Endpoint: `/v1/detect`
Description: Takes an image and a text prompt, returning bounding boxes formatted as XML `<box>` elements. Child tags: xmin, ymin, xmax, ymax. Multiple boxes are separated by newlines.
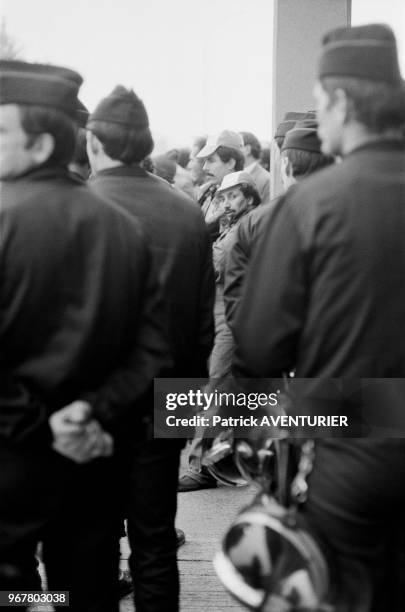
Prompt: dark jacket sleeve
<box><xmin>232</xmin><ymin>197</ymin><xmax>308</xmax><ymax>378</ymax></box>
<box><xmin>206</xmin><ymin>217</ymin><xmax>220</xmax><ymax>243</ymax></box>
<box><xmin>192</xmin><ymin>230</ymin><xmax>216</xmax><ymax>377</ymax></box>
<box><xmin>83</xmin><ymin>248</ymin><xmax>172</xmax><ymax>431</ymax></box>
<box><xmin>223</xmin><ymin>216</ymin><xmax>253</xmax><ymax>330</ymax></box>
<box><xmin>224</xmin><ymin>203</ymin><xmax>277</xmax><ymax>331</ymax></box>
<box><xmin>260</xmin><ymin>176</ymin><xmax>270</xmax><ymax>208</ymax></box>
<box><xmin>0</xmin><ymin>206</ymin><xmax>52</xmax><ymax>446</ymax></box>
<box><xmin>0</xmin><ymin>366</ymin><xmax>52</xmax><ymax>447</ymax></box>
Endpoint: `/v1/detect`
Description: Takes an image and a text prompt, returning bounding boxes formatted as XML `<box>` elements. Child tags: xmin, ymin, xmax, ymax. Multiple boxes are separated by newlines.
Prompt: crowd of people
<box><xmin>0</xmin><ymin>20</ymin><xmax>405</xmax><ymax>612</ymax></box>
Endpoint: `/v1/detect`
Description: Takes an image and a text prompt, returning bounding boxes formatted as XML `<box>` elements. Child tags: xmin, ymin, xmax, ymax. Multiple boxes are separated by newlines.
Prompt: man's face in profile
<box><xmin>0</xmin><ymin>104</ymin><xmax>36</xmax><ymax>180</ymax></box>
<box><xmin>313</xmin><ymin>80</ymin><xmax>344</xmax><ymax>157</ymax></box>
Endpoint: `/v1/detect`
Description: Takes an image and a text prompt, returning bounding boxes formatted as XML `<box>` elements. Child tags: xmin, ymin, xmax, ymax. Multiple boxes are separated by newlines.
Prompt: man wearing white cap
<box><xmin>196</xmin><ymin>130</ymin><xmax>245</xmax><ymax>241</ymax></box>
<box><xmin>211</xmin><ymin>171</ymin><xmax>261</xmax><ymax>379</ymax></box>
<box><xmin>179</xmin><ymin>171</ymin><xmax>261</xmax><ymax>492</ymax></box>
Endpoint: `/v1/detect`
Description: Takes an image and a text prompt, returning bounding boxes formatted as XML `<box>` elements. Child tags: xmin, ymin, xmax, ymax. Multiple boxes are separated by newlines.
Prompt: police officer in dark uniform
<box><xmin>85</xmin><ymin>86</ymin><xmax>215</xmax><ymax>612</ymax></box>
<box><xmin>0</xmin><ymin>61</ymin><xmax>168</xmax><ymax>612</ymax></box>
<box><xmin>233</xmin><ymin>25</ymin><xmax>405</xmax><ymax>611</ymax></box>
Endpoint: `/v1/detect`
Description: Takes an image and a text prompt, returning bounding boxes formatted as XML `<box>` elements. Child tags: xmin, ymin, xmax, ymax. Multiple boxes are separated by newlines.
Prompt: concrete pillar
<box><xmin>270</xmin><ymin>0</ymin><xmax>351</xmax><ymax>198</ymax></box>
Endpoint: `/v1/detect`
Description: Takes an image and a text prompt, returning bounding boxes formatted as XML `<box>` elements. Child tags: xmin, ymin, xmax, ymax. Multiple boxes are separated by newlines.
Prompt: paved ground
<box><xmin>120</xmin><ymin>482</ymin><xmax>255</xmax><ymax>611</ymax></box>
<box><xmin>34</xmin><ymin>453</ymin><xmax>256</xmax><ymax>612</ymax></box>
<box><xmin>120</xmin><ymin>453</ymin><xmax>257</xmax><ymax>612</ymax></box>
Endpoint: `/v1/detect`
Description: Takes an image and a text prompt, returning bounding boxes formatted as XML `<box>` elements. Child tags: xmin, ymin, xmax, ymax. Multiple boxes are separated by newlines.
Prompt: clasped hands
<box><xmin>49</xmin><ymin>400</ymin><xmax>113</xmax><ymax>464</ymax></box>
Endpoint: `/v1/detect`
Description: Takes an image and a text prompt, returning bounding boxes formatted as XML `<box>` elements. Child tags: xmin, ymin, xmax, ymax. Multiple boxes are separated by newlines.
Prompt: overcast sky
<box><xmin>2</xmin><ymin>0</ymin><xmax>404</xmax><ymax>152</ymax></box>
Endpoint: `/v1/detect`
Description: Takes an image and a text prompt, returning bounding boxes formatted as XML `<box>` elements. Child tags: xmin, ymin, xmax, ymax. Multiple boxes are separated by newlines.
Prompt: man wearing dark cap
<box><xmin>233</xmin><ymin>24</ymin><xmax>405</xmax><ymax>610</ymax></box>
<box><xmin>271</xmin><ymin>111</ymin><xmax>307</xmax><ymax>197</ymax></box>
<box><xmin>86</xmin><ymin>85</ymin><xmax>215</xmax><ymax>612</ymax></box>
<box><xmin>0</xmin><ymin>61</ymin><xmax>168</xmax><ymax>611</ymax></box>
<box><xmin>273</xmin><ymin>111</ymin><xmax>307</xmax><ymax>150</ymax></box>
<box><xmin>279</xmin><ymin>118</ymin><xmax>334</xmax><ymax>191</ymax></box>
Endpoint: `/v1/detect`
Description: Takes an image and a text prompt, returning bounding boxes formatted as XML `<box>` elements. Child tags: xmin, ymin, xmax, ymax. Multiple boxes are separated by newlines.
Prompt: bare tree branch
<box><xmin>0</xmin><ymin>18</ymin><xmax>23</xmax><ymax>60</ymax></box>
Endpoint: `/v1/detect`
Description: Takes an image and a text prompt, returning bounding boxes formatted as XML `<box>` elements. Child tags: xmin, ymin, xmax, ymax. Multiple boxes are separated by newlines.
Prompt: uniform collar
<box><xmin>347</xmin><ymin>138</ymin><xmax>405</xmax><ymax>157</ymax></box>
<box><xmin>95</xmin><ymin>164</ymin><xmax>148</xmax><ymax>179</ymax></box>
<box><xmin>12</xmin><ymin>164</ymin><xmax>78</xmax><ymax>183</ymax></box>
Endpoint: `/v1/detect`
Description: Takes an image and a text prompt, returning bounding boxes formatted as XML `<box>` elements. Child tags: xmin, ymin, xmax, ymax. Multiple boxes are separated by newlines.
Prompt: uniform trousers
<box><xmin>0</xmin><ymin>441</ymin><xmax>122</xmax><ymax>612</ymax></box>
<box><xmin>125</xmin><ymin>437</ymin><xmax>183</xmax><ymax>612</ymax></box>
<box><xmin>303</xmin><ymin>439</ymin><xmax>405</xmax><ymax>612</ymax></box>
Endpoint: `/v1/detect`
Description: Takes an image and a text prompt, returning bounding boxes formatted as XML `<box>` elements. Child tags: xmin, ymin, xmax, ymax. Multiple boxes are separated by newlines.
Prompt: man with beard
<box><xmin>196</xmin><ymin>130</ymin><xmax>245</xmax><ymax>241</ymax></box>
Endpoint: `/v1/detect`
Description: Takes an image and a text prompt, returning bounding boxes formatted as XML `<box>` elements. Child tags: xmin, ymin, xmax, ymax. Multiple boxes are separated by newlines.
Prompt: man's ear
<box><xmin>86</xmin><ymin>131</ymin><xmax>102</xmax><ymax>157</ymax></box>
<box><xmin>280</xmin><ymin>154</ymin><xmax>294</xmax><ymax>189</ymax></box>
<box><xmin>30</xmin><ymin>133</ymin><xmax>55</xmax><ymax>165</ymax></box>
<box><xmin>281</xmin><ymin>154</ymin><xmax>292</xmax><ymax>177</ymax></box>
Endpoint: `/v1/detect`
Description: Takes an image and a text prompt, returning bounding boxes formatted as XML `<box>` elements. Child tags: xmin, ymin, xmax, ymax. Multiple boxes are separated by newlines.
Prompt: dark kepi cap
<box><xmin>284</xmin><ymin>112</ymin><xmax>307</xmax><ymax>121</ymax></box>
<box><xmin>281</xmin><ymin>119</ymin><xmax>322</xmax><ymax>154</ymax></box>
<box><xmin>318</xmin><ymin>24</ymin><xmax>402</xmax><ymax>84</ymax></box>
<box><xmin>88</xmin><ymin>85</ymin><xmax>149</xmax><ymax>129</ymax></box>
<box><xmin>0</xmin><ymin>60</ymin><xmax>83</xmax><ymax>118</ymax></box>
<box><xmin>274</xmin><ymin>112</ymin><xmax>307</xmax><ymax>139</ymax></box>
